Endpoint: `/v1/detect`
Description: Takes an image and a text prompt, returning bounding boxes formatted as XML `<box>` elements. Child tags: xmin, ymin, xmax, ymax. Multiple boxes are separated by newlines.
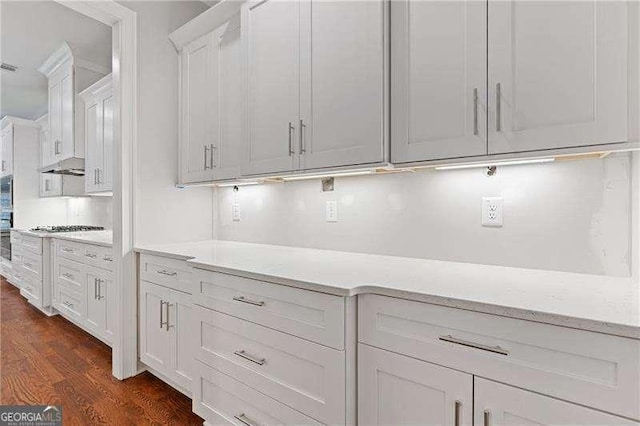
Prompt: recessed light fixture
<box><xmin>434</xmin><ymin>158</ymin><xmax>554</xmax><ymax>171</ymax></box>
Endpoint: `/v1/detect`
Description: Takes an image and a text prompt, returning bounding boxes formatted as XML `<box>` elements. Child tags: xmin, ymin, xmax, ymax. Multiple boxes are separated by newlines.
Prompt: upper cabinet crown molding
<box><xmin>38</xmin><ymin>42</ymin><xmax>110</xmax><ymax>78</ymax></box>
<box><xmin>169</xmin><ymin>0</ymin><xmax>245</xmax><ymax>51</ymax></box>
<box><xmin>0</xmin><ymin>116</ymin><xmax>41</xmax><ymax>130</ymax></box>
<box><xmin>78</xmin><ymin>73</ymin><xmax>113</xmax><ymax>103</ymax></box>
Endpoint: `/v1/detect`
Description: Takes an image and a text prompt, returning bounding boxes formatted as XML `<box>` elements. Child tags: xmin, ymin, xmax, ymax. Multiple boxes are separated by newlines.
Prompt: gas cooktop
<box><xmin>30</xmin><ymin>225</ymin><xmax>106</xmax><ymax>233</ymax></box>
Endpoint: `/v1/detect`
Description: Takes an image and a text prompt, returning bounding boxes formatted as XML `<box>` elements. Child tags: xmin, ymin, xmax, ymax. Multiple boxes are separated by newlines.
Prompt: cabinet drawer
<box><xmin>20</xmin><ymin>234</ymin><xmax>43</xmax><ymax>255</ymax></box>
<box><xmin>10</xmin><ymin>230</ymin><xmax>21</xmax><ymax>244</ymax></box>
<box><xmin>359</xmin><ymin>294</ymin><xmax>640</xmax><ymax>420</ymax></box>
<box><xmin>57</xmin><ymin>240</ymin><xmax>84</xmax><ymax>262</ymax></box>
<box><xmin>194</xmin><ymin>269</ymin><xmax>345</xmax><ymax>349</ymax></box>
<box><xmin>19</xmin><ymin>250</ymin><xmax>42</xmax><ymax>280</ymax></box>
<box><xmin>56</xmin><ymin>257</ymin><xmax>84</xmax><ymax>293</ymax></box>
<box><xmin>193</xmin><ymin>360</ymin><xmax>321</xmax><ymax>426</ymax></box>
<box><xmin>97</xmin><ymin>246</ymin><xmax>114</xmax><ymax>271</ymax></box>
<box><xmin>140</xmin><ymin>254</ymin><xmax>192</xmax><ymax>293</ymax></box>
<box><xmin>57</xmin><ymin>286</ymin><xmax>84</xmax><ymax>322</ymax></box>
<box><xmin>193</xmin><ymin>305</ymin><xmax>345</xmax><ymax>424</ymax></box>
<box><xmin>20</xmin><ymin>274</ymin><xmax>42</xmax><ymax>303</ymax></box>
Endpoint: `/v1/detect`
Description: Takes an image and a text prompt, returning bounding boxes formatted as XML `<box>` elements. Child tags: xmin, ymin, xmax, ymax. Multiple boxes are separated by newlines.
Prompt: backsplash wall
<box><xmin>214</xmin><ymin>153</ymin><xmax>634</xmax><ymax>277</ymax></box>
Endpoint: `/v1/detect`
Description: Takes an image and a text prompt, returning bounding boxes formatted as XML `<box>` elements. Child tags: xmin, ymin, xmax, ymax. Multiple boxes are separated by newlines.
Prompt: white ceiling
<box><xmin>0</xmin><ymin>1</ymin><xmax>112</xmax><ymax>120</ymax></box>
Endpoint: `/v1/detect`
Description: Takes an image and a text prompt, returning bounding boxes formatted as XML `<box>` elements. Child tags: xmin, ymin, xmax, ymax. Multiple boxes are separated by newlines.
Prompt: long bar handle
<box><xmin>165</xmin><ymin>302</ymin><xmax>173</xmax><ymax>331</ymax></box>
<box><xmin>94</xmin><ymin>278</ymin><xmax>98</xmax><ymax>300</ymax></box>
<box><xmin>439</xmin><ymin>335</ymin><xmax>509</xmax><ymax>356</ymax></box>
<box><xmin>288</xmin><ymin>122</ymin><xmax>295</xmax><ymax>155</ymax></box>
<box><xmin>496</xmin><ymin>83</ymin><xmax>502</xmax><ymax>132</ymax></box>
<box><xmin>234</xmin><ymin>413</ymin><xmax>258</xmax><ymax>426</ymax></box>
<box><xmin>234</xmin><ymin>350</ymin><xmax>266</xmax><ymax>366</ymax></box>
<box><xmin>210</xmin><ymin>144</ymin><xmax>216</xmax><ymax>168</ymax></box>
<box><xmin>455</xmin><ymin>400</ymin><xmax>462</xmax><ymax>426</ymax></box>
<box><xmin>473</xmin><ymin>88</ymin><xmax>479</xmax><ymax>136</ymax></box>
<box><xmin>299</xmin><ymin>119</ymin><xmax>306</xmax><ymax>153</ymax></box>
<box><xmin>233</xmin><ymin>296</ymin><xmax>265</xmax><ymax>307</ymax></box>
<box><xmin>159</xmin><ymin>299</ymin><xmax>165</xmax><ymax>329</ymax></box>
<box><xmin>203</xmin><ymin>145</ymin><xmax>210</xmax><ymax>170</ymax></box>
<box><xmin>484</xmin><ymin>410</ymin><xmax>491</xmax><ymax>426</ymax></box>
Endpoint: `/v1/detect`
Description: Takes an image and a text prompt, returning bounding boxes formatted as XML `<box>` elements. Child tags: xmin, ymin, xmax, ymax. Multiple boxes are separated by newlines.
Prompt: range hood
<box><xmin>38</xmin><ymin>157</ymin><xmax>85</xmax><ymax>176</ymax></box>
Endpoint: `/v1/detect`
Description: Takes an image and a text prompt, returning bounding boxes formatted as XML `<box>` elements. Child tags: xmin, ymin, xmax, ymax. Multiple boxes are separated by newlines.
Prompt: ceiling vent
<box><xmin>1</xmin><ymin>63</ymin><xmax>18</xmax><ymax>72</ymax></box>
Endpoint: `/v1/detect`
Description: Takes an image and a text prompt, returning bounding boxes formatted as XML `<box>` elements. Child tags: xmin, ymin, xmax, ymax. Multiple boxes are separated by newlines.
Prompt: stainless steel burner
<box><xmin>30</xmin><ymin>225</ymin><xmax>105</xmax><ymax>233</ymax></box>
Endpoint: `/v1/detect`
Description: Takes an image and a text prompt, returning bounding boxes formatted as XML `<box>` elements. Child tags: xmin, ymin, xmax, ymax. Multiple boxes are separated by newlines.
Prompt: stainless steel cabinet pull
<box><xmin>159</xmin><ymin>299</ymin><xmax>165</xmax><ymax>329</ymax></box>
<box><xmin>299</xmin><ymin>119</ymin><xmax>306</xmax><ymax>153</ymax></box>
<box><xmin>288</xmin><ymin>122</ymin><xmax>295</xmax><ymax>155</ymax></box>
<box><xmin>62</xmin><ymin>272</ymin><xmax>74</xmax><ymax>279</ymax></box>
<box><xmin>232</xmin><ymin>296</ymin><xmax>265</xmax><ymax>307</ymax></box>
<box><xmin>85</xmin><ymin>252</ymin><xmax>97</xmax><ymax>258</ymax></box>
<box><xmin>63</xmin><ymin>301</ymin><xmax>74</xmax><ymax>308</ymax></box>
<box><xmin>496</xmin><ymin>83</ymin><xmax>502</xmax><ymax>132</ymax></box>
<box><xmin>233</xmin><ymin>350</ymin><xmax>265</xmax><ymax>366</ymax></box>
<box><xmin>210</xmin><ymin>144</ymin><xmax>216</xmax><ymax>168</ymax></box>
<box><xmin>97</xmin><ymin>279</ymin><xmax>104</xmax><ymax>300</ymax></box>
<box><xmin>54</xmin><ymin>140</ymin><xmax>61</xmax><ymax>155</ymax></box>
<box><xmin>484</xmin><ymin>410</ymin><xmax>490</xmax><ymax>426</ymax></box>
<box><xmin>165</xmin><ymin>302</ymin><xmax>173</xmax><ymax>331</ymax></box>
<box><xmin>1</xmin><ymin>160</ymin><xmax>5</xmax><ymax>171</ymax></box>
<box><xmin>473</xmin><ymin>88</ymin><xmax>479</xmax><ymax>136</ymax></box>
<box><xmin>438</xmin><ymin>335</ymin><xmax>509</xmax><ymax>356</ymax></box>
<box><xmin>103</xmin><ymin>256</ymin><xmax>113</xmax><ymax>262</ymax></box>
<box><xmin>61</xmin><ymin>247</ymin><xmax>73</xmax><ymax>253</ymax></box>
<box><xmin>157</xmin><ymin>269</ymin><xmax>177</xmax><ymax>277</ymax></box>
<box><xmin>203</xmin><ymin>145</ymin><xmax>210</xmax><ymax>170</ymax></box>
<box><xmin>94</xmin><ymin>278</ymin><xmax>98</xmax><ymax>300</ymax></box>
<box><xmin>455</xmin><ymin>400</ymin><xmax>461</xmax><ymax>426</ymax></box>
<box><xmin>234</xmin><ymin>413</ymin><xmax>258</xmax><ymax>426</ymax></box>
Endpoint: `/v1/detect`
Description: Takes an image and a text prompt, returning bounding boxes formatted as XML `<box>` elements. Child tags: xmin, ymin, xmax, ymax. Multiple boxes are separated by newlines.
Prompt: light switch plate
<box><xmin>326</xmin><ymin>200</ymin><xmax>338</xmax><ymax>222</ymax></box>
<box><xmin>482</xmin><ymin>197</ymin><xmax>503</xmax><ymax>227</ymax></box>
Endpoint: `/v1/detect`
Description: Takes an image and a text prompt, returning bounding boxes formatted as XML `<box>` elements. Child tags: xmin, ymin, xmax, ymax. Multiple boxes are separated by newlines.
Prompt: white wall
<box><xmin>122</xmin><ymin>1</ymin><xmax>214</xmax><ymax>245</ymax></box>
<box><xmin>215</xmin><ymin>154</ymin><xmax>634</xmax><ymax>277</ymax></box>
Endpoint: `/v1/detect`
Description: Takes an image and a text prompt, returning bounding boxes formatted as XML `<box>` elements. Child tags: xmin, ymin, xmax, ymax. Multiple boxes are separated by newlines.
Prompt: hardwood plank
<box><xmin>0</xmin><ymin>277</ymin><xmax>203</xmax><ymax>425</ymax></box>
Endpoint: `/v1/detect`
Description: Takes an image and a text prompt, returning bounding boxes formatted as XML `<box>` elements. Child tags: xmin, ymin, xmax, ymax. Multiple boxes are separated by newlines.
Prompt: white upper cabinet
<box><xmin>391</xmin><ymin>0</ymin><xmax>487</xmax><ymax>163</ymax></box>
<box><xmin>39</xmin><ymin>42</ymin><xmax>109</xmax><ymax>170</ymax></box>
<box><xmin>177</xmin><ymin>15</ymin><xmax>243</xmax><ymax>184</ymax></box>
<box><xmin>488</xmin><ymin>1</ymin><xmax>629</xmax><ymax>154</ymax></box>
<box><xmin>243</xmin><ymin>0</ymin><xmax>300</xmax><ymax>176</ymax></box>
<box><xmin>0</xmin><ymin>125</ymin><xmax>13</xmax><ymax>177</ymax></box>
<box><xmin>79</xmin><ymin>74</ymin><xmax>113</xmax><ymax>193</ymax></box>
<box><xmin>299</xmin><ymin>0</ymin><xmax>386</xmax><ymax>170</ymax></box>
<box><xmin>243</xmin><ymin>0</ymin><xmax>388</xmax><ymax>176</ymax></box>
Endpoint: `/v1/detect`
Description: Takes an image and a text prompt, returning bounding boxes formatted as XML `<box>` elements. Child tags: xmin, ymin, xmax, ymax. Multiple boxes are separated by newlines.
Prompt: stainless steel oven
<box><xmin>1</xmin><ymin>176</ymin><xmax>13</xmax><ymax>261</ymax></box>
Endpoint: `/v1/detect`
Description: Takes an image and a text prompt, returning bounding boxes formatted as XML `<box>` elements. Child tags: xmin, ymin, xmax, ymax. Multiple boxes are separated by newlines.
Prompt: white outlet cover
<box><xmin>232</xmin><ymin>203</ymin><xmax>240</xmax><ymax>222</ymax></box>
<box><xmin>326</xmin><ymin>200</ymin><xmax>338</xmax><ymax>222</ymax></box>
<box><xmin>482</xmin><ymin>197</ymin><xmax>503</xmax><ymax>227</ymax></box>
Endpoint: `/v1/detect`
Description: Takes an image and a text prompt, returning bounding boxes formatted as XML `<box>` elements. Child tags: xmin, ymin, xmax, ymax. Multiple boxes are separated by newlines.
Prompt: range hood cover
<box><xmin>38</xmin><ymin>157</ymin><xmax>85</xmax><ymax>176</ymax></box>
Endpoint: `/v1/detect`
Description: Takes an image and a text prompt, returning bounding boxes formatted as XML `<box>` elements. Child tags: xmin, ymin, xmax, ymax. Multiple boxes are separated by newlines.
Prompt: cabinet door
<box><xmin>488</xmin><ymin>1</ymin><xmax>628</xmax><ymax>154</ymax></box>
<box><xmin>85</xmin><ymin>101</ymin><xmax>102</xmax><ymax>193</ymax></box>
<box><xmin>180</xmin><ymin>33</ymin><xmax>217</xmax><ymax>184</ymax></box>
<box><xmin>214</xmin><ymin>18</ymin><xmax>242</xmax><ymax>181</ymax></box>
<box><xmin>48</xmin><ymin>81</ymin><xmax>62</xmax><ymax>162</ymax></box>
<box><xmin>60</xmin><ymin>70</ymin><xmax>74</xmax><ymax>160</ymax></box>
<box><xmin>168</xmin><ymin>289</ymin><xmax>193</xmax><ymax>391</ymax></box>
<box><xmin>139</xmin><ymin>280</ymin><xmax>172</xmax><ymax>374</ymax></box>
<box><xmin>392</xmin><ymin>0</ymin><xmax>487</xmax><ymax>163</ymax></box>
<box><xmin>1</xmin><ymin>126</ymin><xmax>12</xmax><ymax>177</ymax></box>
<box><xmin>243</xmin><ymin>0</ymin><xmax>299</xmax><ymax>176</ymax></box>
<box><xmin>85</xmin><ymin>269</ymin><xmax>106</xmax><ymax>337</ymax></box>
<box><xmin>359</xmin><ymin>344</ymin><xmax>473</xmax><ymax>426</ymax></box>
<box><xmin>40</xmin><ymin>125</ymin><xmax>53</xmax><ymax>169</ymax></box>
<box><xmin>101</xmin><ymin>95</ymin><xmax>114</xmax><ymax>191</ymax></box>
<box><xmin>299</xmin><ymin>0</ymin><xmax>386</xmax><ymax>170</ymax></box>
<box><xmin>474</xmin><ymin>378</ymin><xmax>637</xmax><ymax>426</ymax></box>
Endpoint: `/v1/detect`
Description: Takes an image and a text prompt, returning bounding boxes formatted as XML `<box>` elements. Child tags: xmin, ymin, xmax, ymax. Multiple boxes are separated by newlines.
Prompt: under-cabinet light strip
<box><xmin>434</xmin><ymin>158</ymin><xmax>555</xmax><ymax>171</ymax></box>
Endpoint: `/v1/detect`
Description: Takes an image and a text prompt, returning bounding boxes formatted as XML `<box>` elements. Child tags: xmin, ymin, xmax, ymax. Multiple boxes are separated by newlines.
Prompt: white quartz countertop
<box><xmin>134</xmin><ymin>240</ymin><xmax>640</xmax><ymax>339</ymax></box>
<box><xmin>15</xmin><ymin>229</ymin><xmax>113</xmax><ymax>247</ymax></box>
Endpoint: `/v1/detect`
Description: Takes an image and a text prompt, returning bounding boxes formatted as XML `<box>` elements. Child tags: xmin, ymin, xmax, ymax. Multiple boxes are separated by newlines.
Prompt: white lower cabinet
<box><xmin>52</xmin><ymin>239</ymin><xmax>115</xmax><ymax>345</ymax></box>
<box><xmin>139</xmin><ymin>279</ymin><xmax>194</xmax><ymax>394</ymax></box>
<box><xmin>359</xmin><ymin>343</ymin><xmax>473</xmax><ymax>426</ymax></box>
<box><xmin>475</xmin><ymin>378</ymin><xmax>637</xmax><ymax>426</ymax></box>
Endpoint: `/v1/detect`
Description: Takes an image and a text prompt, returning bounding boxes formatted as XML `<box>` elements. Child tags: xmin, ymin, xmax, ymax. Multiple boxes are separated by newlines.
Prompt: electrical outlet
<box><xmin>232</xmin><ymin>203</ymin><xmax>240</xmax><ymax>222</ymax></box>
<box><xmin>482</xmin><ymin>197</ymin><xmax>503</xmax><ymax>227</ymax></box>
<box><xmin>326</xmin><ymin>200</ymin><xmax>338</xmax><ymax>222</ymax></box>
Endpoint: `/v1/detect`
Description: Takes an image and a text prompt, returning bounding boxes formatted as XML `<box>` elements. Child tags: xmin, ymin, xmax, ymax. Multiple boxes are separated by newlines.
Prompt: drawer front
<box><xmin>56</xmin><ymin>257</ymin><xmax>84</xmax><ymax>293</ymax></box>
<box><xmin>194</xmin><ymin>305</ymin><xmax>345</xmax><ymax>424</ymax></box>
<box><xmin>57</xmin><ymin>240</ymin><xmax>84</xmax><ymax>263</ymax></box>
<box><xmin>57</xmin><ymin>286</ymin><xmax>84</xmax><ymax>322</ymax></box>
<box><xmin>194</xmin><ymin>269</ymin><xmax>345</xmax><ymax>349</ymax></box>
<box><xmin>140</xmin><ymin>254</ymin><xmax>192</xmax><ymax>293</ymax></box>
<box><xmin>21</xmin><ymin>234</ymin><xmax>43</xmax><ymax>255</ymax></box>
<box><xmin>19</xmin><ymin>251</ymin><xmax>42</xmax><ymax>279</ymax></box>
<box><xmin>193</xmin><ymin>361</ymin><xmax>322</xmax><ymax>426</ymax></box>
<box><xmin>10</xmin><ymin>230</ymin><xmax>22</xmax><ymax>244</ymax></box>
<box><xmin>97</xmin><ymin>246</ymin><xmax>114</xmax><ymax>271</ymax></box>
<box><xmin>12</xmin><ymin>247</ymin><xmax>23</xmax><ymax>268</ymax></box>
<box><xmin>20</xmin><ymin>274</ymin><xmax>42</xmax><ymax>303</ymax></box>
<box><xmin>359</xmin><ymin>294</ymin><xmax>640</xmax><ymax>420</ymax></box>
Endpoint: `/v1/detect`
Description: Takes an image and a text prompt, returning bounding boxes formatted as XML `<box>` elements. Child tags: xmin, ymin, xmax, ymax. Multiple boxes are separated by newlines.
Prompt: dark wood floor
<box><xmin>0</xmin><ymin>277</ymin><xmax>203</xmax><ymax>425</ymax></box>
